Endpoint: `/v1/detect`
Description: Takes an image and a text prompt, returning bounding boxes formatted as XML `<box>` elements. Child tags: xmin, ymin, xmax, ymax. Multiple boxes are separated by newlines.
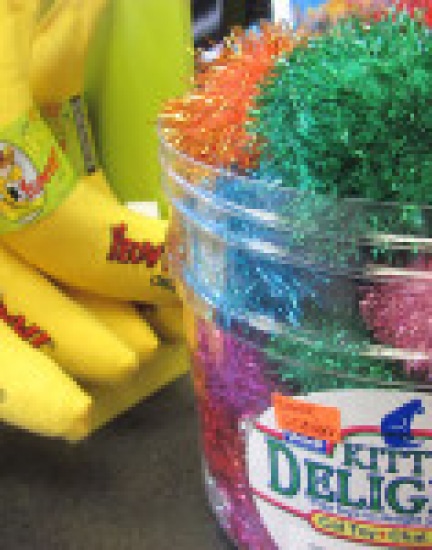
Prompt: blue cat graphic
<box><xmin>381</xmin><ymin>399</ymin><xmax>425</xmax><ymax>449</ymax></box>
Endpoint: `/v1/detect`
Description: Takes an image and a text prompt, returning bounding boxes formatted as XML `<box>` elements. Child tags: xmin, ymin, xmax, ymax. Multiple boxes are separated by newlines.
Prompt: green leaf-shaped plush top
<box><xmin>252</xmin><ymin>12</ymin><xmax>432</xmax><ymax>204</ymax></box>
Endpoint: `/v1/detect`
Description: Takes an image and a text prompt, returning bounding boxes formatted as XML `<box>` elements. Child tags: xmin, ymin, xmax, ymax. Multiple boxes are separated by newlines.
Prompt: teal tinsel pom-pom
<box><xmin>251</xmin><ymin>12</ymin><xmax>432</xmax><ymax>205</ymax></box>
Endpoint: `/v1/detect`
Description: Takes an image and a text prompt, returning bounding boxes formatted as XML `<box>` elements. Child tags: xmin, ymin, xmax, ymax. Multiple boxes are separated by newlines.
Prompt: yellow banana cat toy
<box><xmin>0</xmin><ymin>0</ymin><xmax>179</xmax><ymax>305</ymax></box>
<box><xmin>0</xmin><ymin>0</ymin><xmax>91</xmax><ymax>440</ymax></box>
<box><xmin>0</xmin><ymin>245</ymin><xmax>142</xmax><ymax>383</ymax></box>
<box><xmin>31</xmin><ymin>0</ymin><xmax>182</xmax><ymax>352</ymax></box>
<box><xmin>0</xmin><ymin>320</ymin><xmax>92</xmax><ymax>440</ymax></box>
<box><xmin>65</xmin><ymin>287</ymin><xmax>159</xmax><ymax>364</ymax></box>
<box><xmin>2</xmin><ymin>181</ymin><xmax>178</xmax><ymax>303</ymax></box>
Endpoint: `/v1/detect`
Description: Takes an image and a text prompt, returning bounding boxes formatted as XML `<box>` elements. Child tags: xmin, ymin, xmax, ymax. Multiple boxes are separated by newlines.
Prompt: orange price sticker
<box><xmin>272</xmin><ymin>393</ymin><xmax>342</xmax><ymax>444</ymax></box>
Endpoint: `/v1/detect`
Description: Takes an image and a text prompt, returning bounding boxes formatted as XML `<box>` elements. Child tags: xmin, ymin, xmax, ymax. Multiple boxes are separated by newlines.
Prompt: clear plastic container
<box><xmin>160</xmin><ymin>130</ymin><xmax>432</xmax><ymax>549</ymax></box>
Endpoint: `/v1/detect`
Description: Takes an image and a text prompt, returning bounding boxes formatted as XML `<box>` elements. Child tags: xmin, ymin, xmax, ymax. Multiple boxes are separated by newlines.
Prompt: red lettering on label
<box><xmin>31</xmin><ymin>332</ymin><xmax>53</xmax><ymax>349</ymax></box>
<box><xmin>0</xmin><ymin>298</ymin><xmax>53</xmax><ymax>348</ymax></box>
<box><xmin>107</xmin><ymin>223</ymin><xmax>165</xmax><ymax>268</ymax></box>
<box><xmin>0</xmin><ymin>302</ymin><xmax>9</xmax><ymax>323</ymax></box>
<box><xmin>107</xmin><ymin>223</ymin><xmax>129</xmax><ymax>263</ymax></box>
<box><xmin>142</xmin><ymin>242</ymin><xmax>165</xmax><ymax>268</ymax></box>
<box><xmin>129</xmin><ymin>242</ymin><xmax>144</xmax><ymax>264</ymax></box>
<box><xmin>20</xmin><ymin>325</ymin><xmax>43</xmax><ymax>339</ymax></box>
<box><xmin>8</xmin><ymin>314</ymin><xmax>28</xmax><ymax>338</ymax></box>
<box><xmin>21</xmin><ymin>147</ymin><xmax>59</xmax><ymax>199</ymax></box>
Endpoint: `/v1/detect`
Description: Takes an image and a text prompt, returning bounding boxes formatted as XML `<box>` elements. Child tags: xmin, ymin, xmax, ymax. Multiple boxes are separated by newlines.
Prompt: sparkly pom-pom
<box><xmin>360</xmin><ymin>256</ymin><xmax>432</xmax><ymax>381</ymax></box>
<box><xmin>195</xmin><ymin>319</ymin><xmax>277</xmax><ymax>417</ymax></box>
<box><xmin>251</xmin><ymin>12</ymin><xmax>432</xmax><ymax>206</ymax></box>
<box><xmin>161</xmin><ymin>24</ymin><xmax>295</xmax><ymax>172</ymax></box>
<box><xmin>198</xmin><ymin>394</ymin><xmax>277</xmax><ymax>549</ymax></box>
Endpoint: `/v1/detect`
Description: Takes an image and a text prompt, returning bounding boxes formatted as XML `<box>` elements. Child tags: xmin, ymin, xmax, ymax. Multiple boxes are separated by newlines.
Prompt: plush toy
<box><xmin>1</xmin><ymin>0</ymin><xmax>180</xmax><ymax>305</ymax></box>
<box><xmin>0</xmin><ymin>0</ymin><xmax>187</xmax><ymax>441</ymax></box>
<box><xmin>30</xmin><ymin>0</ymin><xmax>186</xmax><ymax>344</ymax></box>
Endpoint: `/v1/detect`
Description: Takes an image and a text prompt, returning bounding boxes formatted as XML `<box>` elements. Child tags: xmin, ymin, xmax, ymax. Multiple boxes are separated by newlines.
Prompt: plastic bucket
<box><xmin>160</xmin><ymin>126</ymin><xmax>432</xmax><ymax>549</ymax></box>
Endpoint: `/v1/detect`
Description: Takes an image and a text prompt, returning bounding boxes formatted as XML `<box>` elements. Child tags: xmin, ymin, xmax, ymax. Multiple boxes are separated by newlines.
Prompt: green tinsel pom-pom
<box><xmin>252</xmin><ymin>12</ymin><xmax>432</xmax><ymax>205</ymax></box>
<box><xmin>267</xmin><ymin>335</ymin><xmax>410</xmax><ymax>394</ymax></box>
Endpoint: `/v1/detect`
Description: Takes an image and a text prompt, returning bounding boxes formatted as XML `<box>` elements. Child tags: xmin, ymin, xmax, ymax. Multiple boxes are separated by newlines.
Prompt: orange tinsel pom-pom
<box><xmin>161</xmin><ymin>24</ymin><xmax>296</xmax><ymax>173</ymax></box>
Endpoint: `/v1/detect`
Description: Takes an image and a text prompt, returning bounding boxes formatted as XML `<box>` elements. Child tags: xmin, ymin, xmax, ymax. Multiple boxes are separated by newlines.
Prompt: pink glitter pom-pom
<box><xmin>360</xmin><ymin>256</ymin><xmax>432</xmax><ymax>380</ymax></box>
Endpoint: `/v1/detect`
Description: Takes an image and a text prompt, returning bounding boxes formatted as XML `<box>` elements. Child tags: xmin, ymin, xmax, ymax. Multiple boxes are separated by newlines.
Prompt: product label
<box><xmin>246</xmin><ymin>390</ymin><xmax>432</xmax><ymax>548</ymax></box>
<box><xmin>273</xmin><ymin>392</ymin><xmax>341</xmax><ymax>444</ymax></box>
<box><xmin>106</xmin><ymin>223</ymin><xmax>166</xmax><ymax>267</ymax></box>
<box><xmin>0</xmin><ymin>110</ymin><xmax>75</xmax><ymax>234</ymax></box>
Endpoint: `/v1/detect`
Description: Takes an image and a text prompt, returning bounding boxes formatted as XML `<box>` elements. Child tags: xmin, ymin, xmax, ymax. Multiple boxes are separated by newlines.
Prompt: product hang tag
<box><xmin>69</xmin><ymin>96</ymin><xmax>98</xmax><ymax>175</ymax></box>
<box><xmin>40</xmin><ymin>95</ymin><xmax>99</xmax><ymax>178</ymax></box>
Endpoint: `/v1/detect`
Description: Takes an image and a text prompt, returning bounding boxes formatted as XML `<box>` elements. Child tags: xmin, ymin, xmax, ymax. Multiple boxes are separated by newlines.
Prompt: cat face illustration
<box><xmin>0</xmin><ymin>143</ymin><xmax>46</xmax><ymax>223</ymax></box>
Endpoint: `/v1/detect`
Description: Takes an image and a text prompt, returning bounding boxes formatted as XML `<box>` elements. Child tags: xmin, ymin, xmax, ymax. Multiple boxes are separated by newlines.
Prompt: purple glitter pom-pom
<box><xmin>191</xmin><ymin>319</ymin><xmax>281</xmax><ymax>548</ymax></box>
<box><xmin>195</xmin><ymin>319</ymin><xmax>277</xmax><ymax>416</ymax></box>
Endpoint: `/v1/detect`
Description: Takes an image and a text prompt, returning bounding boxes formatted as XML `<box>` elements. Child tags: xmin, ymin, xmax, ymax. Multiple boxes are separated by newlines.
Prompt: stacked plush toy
<box><xmin>0</xmin><ymin>0</ymin><xmax>185</xmax><ymax>441</ymax></box>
